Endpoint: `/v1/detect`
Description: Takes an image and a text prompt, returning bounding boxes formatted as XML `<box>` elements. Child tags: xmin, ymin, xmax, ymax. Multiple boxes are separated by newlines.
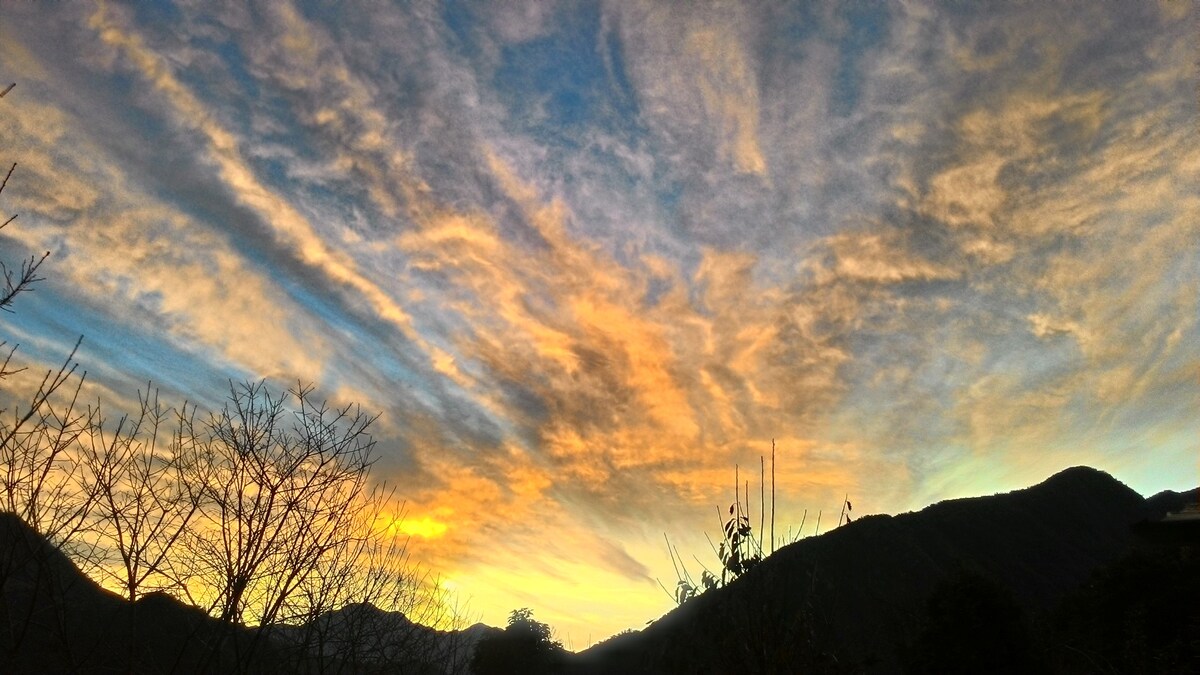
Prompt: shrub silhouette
<box><xmin>665</xmin><ymin>445</ymin><xmax>832</xmax><ymax>606</ymax></box>
<box><xmin>719</xmin><ymin>502</ymin><xmax>762</xmax><ymax>583</ymax></box>
<box><xmin>904</xmin><ymin>569</ymin><xmax>1042</xmax><ymax>674</ymax></box>
<box><xmin>471</xmin><ymin>607</ymin><xmax>565</xmax><ymax>675</ymax></box>
<box><xmin>1049</xmin><ymin>546</ymin><xmax>1200</xmax><ymax>674</ymax></box>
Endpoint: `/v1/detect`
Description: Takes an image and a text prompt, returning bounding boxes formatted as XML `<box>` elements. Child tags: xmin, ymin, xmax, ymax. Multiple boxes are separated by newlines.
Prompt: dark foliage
<box><xmin>1047</xmin><ymin>546</ymin><xmax>1200</xmax><ymax>674</ymax></box>
<box><xmin>903</xmin><ymin>569</ymin><xmax>1043</xmax><ymax>674</ymax></box>
<box><xmin>719</xmin><ymin>506</ymin><xmax>762</xmax><ymax>583</ymax></box>
<box><xmin>472</xmin><ymin>608</ymin><xmax>567</xmax><ymax>675</ymax></box>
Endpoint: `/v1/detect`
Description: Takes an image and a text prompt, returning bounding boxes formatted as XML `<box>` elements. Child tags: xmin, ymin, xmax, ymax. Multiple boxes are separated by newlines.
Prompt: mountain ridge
<box><xmin>573</xmin><ymin>465</ymin><xmax>1190</xmax><ymax>674</ymax></box>
<box><xmin>1</xmin><ymin>465</ymin><xmax>1195</xmax><ymax>673</ymax></box>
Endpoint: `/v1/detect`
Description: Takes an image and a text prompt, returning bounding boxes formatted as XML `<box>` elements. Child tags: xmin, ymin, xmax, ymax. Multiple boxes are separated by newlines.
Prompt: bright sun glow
<box><xmin>397</xmin><ymin>515</ymin><xmax>449</xmax><ymax>540</ymax></box>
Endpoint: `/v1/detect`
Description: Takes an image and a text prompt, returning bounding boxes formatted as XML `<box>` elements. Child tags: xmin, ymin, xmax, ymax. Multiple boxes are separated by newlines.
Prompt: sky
<box><xmin>1</xmin><ymin>0</ymin><xmax>1198</xmax><ymax>646</ymax></box>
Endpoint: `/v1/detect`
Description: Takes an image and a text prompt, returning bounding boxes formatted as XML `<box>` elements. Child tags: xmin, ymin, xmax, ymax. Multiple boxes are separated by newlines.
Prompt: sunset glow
<box><xmin>1</xmin><ymin>0</ymin><xmax>1197</xmax><ymax>645</ymax></box>
<box><xmin>399</xmin><ymin>515</ymin><xmax>451</xmax><ymax>540</ymax></box>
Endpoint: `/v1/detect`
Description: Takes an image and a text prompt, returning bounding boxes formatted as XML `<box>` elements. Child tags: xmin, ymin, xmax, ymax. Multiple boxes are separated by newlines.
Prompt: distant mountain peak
<box><xmin>1042</xmin><ymin>464</ymin><xmax>1118</xmax><ymax>484</ymax></box>
<box><xmin>1024</xmin><ymin>465</ymin><xmax>1140</xmax><ymax>503</ymax></box>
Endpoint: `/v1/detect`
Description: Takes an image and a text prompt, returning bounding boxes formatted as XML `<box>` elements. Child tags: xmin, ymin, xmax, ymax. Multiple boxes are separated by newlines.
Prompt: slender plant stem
<box><xmin>759</xmin><ymin>456</ymin><xmax>765</xmax><ymax>556</ymax></box>
<box><xmin>770</xmin><ymin>439</ymin><xmax>776</xmax><ymax>554</ymax></box>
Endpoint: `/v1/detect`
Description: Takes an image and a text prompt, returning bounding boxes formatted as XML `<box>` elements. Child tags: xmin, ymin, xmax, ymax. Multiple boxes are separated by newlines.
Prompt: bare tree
<box><xmin>277</xmin><ymin>491</ymin><xmax>473</xmax><ymax>674</ymax></box>
<box><xmin>174</xmin><ymin>381</ymin><xmax>380</xmax><ymax>669</ymax></box>
<box><xmin>78</xmin><ymin>389</ymin><xmax>204</xmax><ymax>602</ymax></box>
<box><xmin>0</xmin><ymin>162</ymin><xmax>50</xmax><ymax>319</ymax></box>
<box><xmin>0</xmin><ymin>86</ymin><xmax>92</xmax><ymax>549</ymax></box>
<box><xmin>0</xmin><ymin>84</ymin><xmax>51</xmax><ymax>354</ymax></box>
<box><xmin>2</xmin><ymin>86</ymin><xmax>460</xmax><ymax>670</ymax></box>
<box><xmin>0</xmin><ymin>343</ymin><xmax>94</xmax><ymax>548</ymax></box>
<box><xmin>0</xmin><ymin>84</ymin><xmax>96</xmax><ymax>668</ymax></box>
<box><xmin>0</xmin><ymin>84</ymin><xmax>49</xmax><ymax>324</ymax></box>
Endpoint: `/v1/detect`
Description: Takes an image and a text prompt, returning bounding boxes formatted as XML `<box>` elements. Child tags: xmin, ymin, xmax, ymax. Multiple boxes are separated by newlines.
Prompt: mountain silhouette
<box><xmin>270</xmin><ymin>601</ymin><xmax>500</xmax><ymax>674</ymax></box>
<box><xmin>574</xmin><ymin>466</ymin><xmax>1198</xmax><ymax>674</ymax></box>
<box><xmin>0</xmin><ymin>510</ymin><xmax>495</xmax><ymax>673</ymax></box>
<box><xmin>0</xmin><ymin>512</ymin><xmax>286</xmax><ymax>673</ymax></box>
<box><xmin>2</xmin><ymin>466</ymin><xmax>1196</xmax><ymax>673</ymax></box>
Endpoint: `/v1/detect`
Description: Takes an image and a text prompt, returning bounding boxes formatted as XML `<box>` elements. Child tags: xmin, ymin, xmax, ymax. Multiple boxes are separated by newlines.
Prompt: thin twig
<box><xmin>0</xmin><ymin>163</ymin><xmax>16</xmax><ymax>198</ymax></box>
<box><xmin>771</xmin><ymin>438</ymin><xmax>776</xmax><ymax>554</ymax></box>
<box><xmin>759</xmin><ymin>455</ymin><xmax>765</xmax><ymax>557</ymax></box>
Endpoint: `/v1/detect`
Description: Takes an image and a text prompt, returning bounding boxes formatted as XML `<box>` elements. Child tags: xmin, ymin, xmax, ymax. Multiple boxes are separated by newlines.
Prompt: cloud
<box><xmin>0</xmin><ymin>71</ymin><xmax>325</xmax><ymax>386</ymax></box>
<box><xmin>609</xmin><ymin>1</ymin><xmax>766</xmax><ymax>177</ymax></box>
<box><xmin>814</xmin><ymin>230</ymin><xmax>959</xmax><ymax>284</ymax></box>
<box><xmin>482</xmin><ymin>0</ymin><xmax>561</xmax><ymax>45</ymax></box>
<box><xmin>683</xmin><ymin>26</ymin><xmax>767</xmax><ymax>176</ymax></box>
<box><xmin>86</xmin><ymin>2</ymin><xmax>427</xmax><ymax>354</ymax></box>
<box><xmin>1027</xmin><ymin>313</ymin><xmax>1082</xmax><ymax>341</ymax></box>
<box><xmin>384</xmin><ymin>148</ymin><xmax>885</xmax><ymax>574</ymax></box>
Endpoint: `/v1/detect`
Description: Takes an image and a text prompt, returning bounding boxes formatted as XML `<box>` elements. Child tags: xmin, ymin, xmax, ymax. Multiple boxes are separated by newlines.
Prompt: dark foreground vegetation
<box><xmin>1</xmin><ymin>460</ymin><xmax>1196</xmax><ymax>674</ymax></box>
<box><xmin>570</xmin><ymin>467</ymin><xmax>1200</xmax><ymax>674</ymax></box>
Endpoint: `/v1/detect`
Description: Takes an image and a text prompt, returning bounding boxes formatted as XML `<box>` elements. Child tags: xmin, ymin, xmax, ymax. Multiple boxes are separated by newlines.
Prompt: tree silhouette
<box><xmin>0</xmin><ymin>84</ymin><xmax>97</xmax><ymax>668</ymax></box>
<box><xmin>471</xmin><ymin>607</ymin><xmax>565</xmax><ymax>675</ymax></box>
<box><xmin>0</xmin><ymin>80</ymin><xmax>464</xmax><ymax>674</ymax></box>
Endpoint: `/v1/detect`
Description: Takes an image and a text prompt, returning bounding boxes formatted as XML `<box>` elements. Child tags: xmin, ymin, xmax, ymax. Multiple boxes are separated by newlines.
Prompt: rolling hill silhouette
<box><xmin>573</xmin><ymin>466</ymin><xmax>1199</xmax><ymax>674</ymax></box>
<box><xmin>0</xmin><ymin>510</ymin><xmax>494</xmax><ymax>673</ymax></box>
<box><xmin>0</xmin><ymin>512</ymin><xmax>288</xmax><ymax>673</ymax></box>
<box><xmin>1</xmin><ymin>466</ymin><xmax>1196</xmax><ymax>673</ymax></box>
<box><xmin>270</xmin><ymin>601</ymin><xmax>500</xmax><ymax>674</ymax></box>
